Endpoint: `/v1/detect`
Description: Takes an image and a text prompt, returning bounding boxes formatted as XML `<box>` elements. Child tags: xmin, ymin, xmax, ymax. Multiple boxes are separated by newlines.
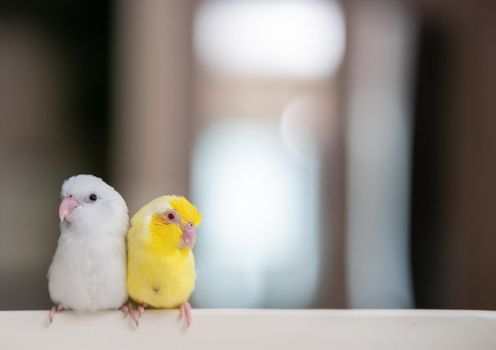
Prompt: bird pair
<box><xmin>47</xmin><ymin>174</ymin><xmax>201</xmax><ymax>327</ymax></box>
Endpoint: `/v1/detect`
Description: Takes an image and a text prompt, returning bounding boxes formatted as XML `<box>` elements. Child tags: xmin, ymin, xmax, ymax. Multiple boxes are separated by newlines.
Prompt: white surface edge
<box><xmin>1</xmin><ymin>309</ymin><xmax>495</xmax><ymax>350</ymax></box>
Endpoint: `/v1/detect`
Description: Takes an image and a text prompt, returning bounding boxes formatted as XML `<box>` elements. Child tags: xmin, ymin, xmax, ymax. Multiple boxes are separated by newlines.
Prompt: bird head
<box><xmin>59</xmin><ymin>174</ymin><xmax>128</xmax><ymax>236</ymax></box>
<box><xmin>142</xmin><ymin>196</ymin><xmax>202</xmax><ymax>250</ymax></box>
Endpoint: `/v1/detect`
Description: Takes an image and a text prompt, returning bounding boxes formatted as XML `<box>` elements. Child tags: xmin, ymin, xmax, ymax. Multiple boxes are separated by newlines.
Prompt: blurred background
<box><xmin>0</xmin><ymin>0</ymin><xmax>495</xmax><ymax>310</ymax></box>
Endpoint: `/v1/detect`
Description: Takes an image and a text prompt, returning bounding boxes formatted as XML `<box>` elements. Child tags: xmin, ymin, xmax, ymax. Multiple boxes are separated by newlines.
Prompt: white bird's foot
<box><xmin>179</xmin><ymin>302</ymin><xmax>192</xmax><ymax>327</ymax></box>
<box><xmin>49</xmin><ymin>304</ymin><xmax>63</xmax><ymax>323</ymax></box>
<box><xmin>130</xmin><ymin>303</ymin><xmax>147</xmax><ymax>326</ymax></box>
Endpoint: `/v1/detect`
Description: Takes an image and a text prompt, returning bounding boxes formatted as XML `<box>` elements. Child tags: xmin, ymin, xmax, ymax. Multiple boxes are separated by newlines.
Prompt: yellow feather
<box><xmin>126</xmin><ymin>196</ymin><xmax>201</xmax><ymax>308</ymax></box>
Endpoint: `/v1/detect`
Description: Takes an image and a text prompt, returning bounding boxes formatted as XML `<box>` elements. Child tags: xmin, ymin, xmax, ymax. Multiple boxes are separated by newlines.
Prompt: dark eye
<box><xmin>165</xmin><ymin>210</ymin><xmax>179</xmax><ymax>223</ymax></box>
<box><xmin>89</xmin><ymin>193</ymin><xmax>98</xmax><ymax>202</ymax></box>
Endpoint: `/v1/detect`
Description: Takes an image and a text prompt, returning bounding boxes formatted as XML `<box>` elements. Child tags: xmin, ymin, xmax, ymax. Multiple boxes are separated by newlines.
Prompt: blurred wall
<box><xmin>435</xmin><ymin>0</ymin><xmax>496</xmax><ymax>309</ymax></box>
<box><xmin>344</xmin><ymin>0</ymin><xmax>416</xmax><ymax>308</ymax></box>
<box><xmin>0</xmin><ymin>0</ymin><xmax>495</xmax><ymax>311</ymax></box>
<box><xmin>0</xmin><ymin>22</ymin><xmax>67</xmax><ymax>309</ymax></box>
<box><xmin>112</xmin><ymin>0</ymin><xmax>194</xmax><ymax>214</ymax></box>
<box><xmin>0</xmin><ymin>1</ymin><xmax>113</xmax><ymax>309</ymax></box>
<box><xmin>406</xmin><ymin>0</ymin><xmax>496</xmax><ymax>309</ymax></box>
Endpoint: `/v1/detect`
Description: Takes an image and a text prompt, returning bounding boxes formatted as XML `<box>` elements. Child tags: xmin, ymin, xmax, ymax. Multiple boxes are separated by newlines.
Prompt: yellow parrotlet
<box><xmin>126</xmin><ymin>195</ymin><xmax>201</xmax><ymax>326</ymax></box>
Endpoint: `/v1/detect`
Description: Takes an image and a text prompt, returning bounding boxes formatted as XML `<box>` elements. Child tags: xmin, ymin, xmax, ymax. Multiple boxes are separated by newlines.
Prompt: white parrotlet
<box><xmin>47</xmin><ymin>175</ymin><xmax>129</xmax><ymax>321</ymax></box>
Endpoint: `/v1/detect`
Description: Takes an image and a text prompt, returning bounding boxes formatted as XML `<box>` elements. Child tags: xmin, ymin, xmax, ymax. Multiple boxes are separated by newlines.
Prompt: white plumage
<box><xmin>48</xmin><ymin>175</ymin><xmax>129</xmax><ymax>311</ymax></box>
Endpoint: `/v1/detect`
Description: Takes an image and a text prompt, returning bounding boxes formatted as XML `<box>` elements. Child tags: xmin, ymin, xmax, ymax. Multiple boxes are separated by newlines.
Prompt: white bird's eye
<box><xmin>89</xmin><ymin>193</ymin><xmax>98</xmax><ymax>202</ymax></box>
<box><xmin>164</xmin><ymin>210</ymin><xmax>180</xmax><ymax>224</ymax></box>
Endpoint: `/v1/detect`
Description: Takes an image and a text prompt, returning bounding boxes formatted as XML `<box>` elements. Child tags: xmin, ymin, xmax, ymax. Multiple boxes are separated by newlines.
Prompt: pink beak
<box><xmin>180</xmin><ymin>223</ymin><xmax>197</xmax><ymax>248</ymax></box>
<box><xmin>59</xmin><ymin>196</ymin><xmax>79</xmax><ymax>222</ymax></box>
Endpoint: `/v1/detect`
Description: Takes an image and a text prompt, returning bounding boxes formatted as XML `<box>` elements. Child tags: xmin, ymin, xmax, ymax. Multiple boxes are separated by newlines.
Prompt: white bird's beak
<box><xmin>59</xmin><ymin>196</ymin><xmax>79</xmax><ymax>222</ymax></box>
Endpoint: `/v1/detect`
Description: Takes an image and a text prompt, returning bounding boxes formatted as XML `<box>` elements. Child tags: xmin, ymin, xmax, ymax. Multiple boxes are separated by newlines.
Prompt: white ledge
<box><xmin>1</xmin><ymin>309</ymin><xmax>495</xmax><ymax>349</ymax></box>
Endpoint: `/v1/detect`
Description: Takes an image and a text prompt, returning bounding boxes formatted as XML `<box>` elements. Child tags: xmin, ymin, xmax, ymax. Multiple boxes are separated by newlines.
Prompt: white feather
<box><xmin>47</xmin><ymin>174</ymin><xmax>129</xmax><ymax>311</ymax></box>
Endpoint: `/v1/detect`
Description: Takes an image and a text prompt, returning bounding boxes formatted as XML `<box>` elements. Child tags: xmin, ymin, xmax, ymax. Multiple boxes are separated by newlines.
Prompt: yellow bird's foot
<box><xmin>179</xmin><ymin>302</ymin><xmax>192</xmax><ymax>327</ymax></box>
<box><xmin>130</xmin><ymin>303</ymin><xmax>147</xmax><ymax>326</ymax></box>
<box><xmin>120</xmin><ymin>303</ymin><xmax>132</xmax><ymax>319</ymax></box>
<box><xmin>49</xmin><ymin>304</ymin><xmax>63</xmax><ymax>323</ymax></box>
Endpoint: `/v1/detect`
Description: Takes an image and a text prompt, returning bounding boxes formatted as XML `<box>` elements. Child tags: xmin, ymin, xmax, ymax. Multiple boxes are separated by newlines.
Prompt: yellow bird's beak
<box><xmin>179</xmin><ymin>222</ymin><xmax>196</xmax><ymax>249</ymax></box>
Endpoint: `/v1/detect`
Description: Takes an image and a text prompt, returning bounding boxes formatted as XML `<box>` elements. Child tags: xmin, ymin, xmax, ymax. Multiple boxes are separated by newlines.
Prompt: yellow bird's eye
<box><xmin>164</xmin><ymin>209</ymin><xmax>180</xmax><ymax>224</ymax></box>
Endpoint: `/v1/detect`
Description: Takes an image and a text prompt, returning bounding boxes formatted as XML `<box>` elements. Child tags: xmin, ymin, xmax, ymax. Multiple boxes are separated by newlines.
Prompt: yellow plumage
<box><xmin>126</xmin><ymin>195</ymin><xmax>201</xmax><ymax>309</ymax></box>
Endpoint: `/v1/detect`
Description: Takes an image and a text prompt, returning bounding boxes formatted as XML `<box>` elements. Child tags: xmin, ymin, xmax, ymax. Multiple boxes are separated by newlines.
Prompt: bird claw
<box><xmin>129</xmin><ymin>303</ymin><xmax>146</xmax><ymax>327</ymax></box>
<box><xmin>130</xmin><ymin>310</ymin><xmax>140</xmax><ymax>326</ymax></box>
<box><xmin>49</xmin><ymin>304</ymin><xmax>63</xmax><ymax>323</ymax></box>
<box><xmin>179</xmin><ymin>302</ymin><xmax>192</xmax><ymax>327</ymax></box>
<box><xmin>121</xmin><ymin>303</ymin><xmax>132</xmax><ymax>319</ymax></box>
<box><xmin>126</xmin><ymin>302</ymin><xmax>192</xmax><ymax>328</ymax></box>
